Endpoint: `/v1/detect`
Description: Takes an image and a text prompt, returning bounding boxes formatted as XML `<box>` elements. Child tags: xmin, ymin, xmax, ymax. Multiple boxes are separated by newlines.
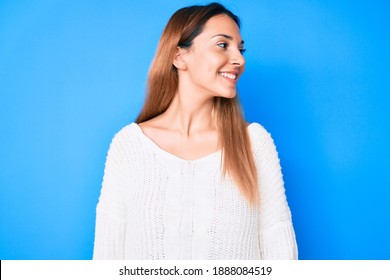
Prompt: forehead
<box><xmin>200</xmin><ymin>14</ymin><xmax>242</xmax><ymax>41</ymax></box>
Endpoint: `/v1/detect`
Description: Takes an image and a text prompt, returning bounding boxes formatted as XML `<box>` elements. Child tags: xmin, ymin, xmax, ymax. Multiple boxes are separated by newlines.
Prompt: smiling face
<box><xmin>177</xmin><ymin>14</ymin><xmax>246</xmax><ymax>99</ymax></box>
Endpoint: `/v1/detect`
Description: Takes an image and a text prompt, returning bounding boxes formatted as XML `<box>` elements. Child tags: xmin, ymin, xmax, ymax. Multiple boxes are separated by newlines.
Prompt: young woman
<box><xmin>93</xmin><ymin>2</ymin><xmax>298</xmax><ymax>260</ymax></box>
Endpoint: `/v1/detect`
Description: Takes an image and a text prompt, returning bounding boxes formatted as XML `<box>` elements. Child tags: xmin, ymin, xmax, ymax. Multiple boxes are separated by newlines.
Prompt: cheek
<box><xmin>187</xmin><ymin>50</ymin><xmax>227</xmax><ymax>80</ymax></box>
<box><xmin>199</xmin><ymin>52</ymin><xmax>225</xmax><ymax>74</ymax></box>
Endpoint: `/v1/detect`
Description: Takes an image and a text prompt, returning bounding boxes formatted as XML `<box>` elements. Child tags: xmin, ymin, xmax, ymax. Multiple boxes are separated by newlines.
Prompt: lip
<box><xmin>219</xmin><ymin>70</ymin><xmax>240</xmax><ymax>75</ymax></box>
<box><xmin>219</xmin><ymin>71</ymin><xmax>240</xmax><ymax>84</ymax></box>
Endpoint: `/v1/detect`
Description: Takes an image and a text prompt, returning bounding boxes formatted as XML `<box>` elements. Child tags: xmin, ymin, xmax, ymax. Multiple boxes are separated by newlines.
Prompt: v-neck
<box><xmin>131</xmin><ymin>123</ymin><xmax>222</xmax><ymax>164</ymax></box>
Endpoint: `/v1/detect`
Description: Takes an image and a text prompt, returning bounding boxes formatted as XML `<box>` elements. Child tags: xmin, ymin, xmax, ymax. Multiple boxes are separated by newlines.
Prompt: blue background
<box><xmin>1</xmin><ymin>0</ymin><xmax>389</xmax><ymax>260</ymax></box>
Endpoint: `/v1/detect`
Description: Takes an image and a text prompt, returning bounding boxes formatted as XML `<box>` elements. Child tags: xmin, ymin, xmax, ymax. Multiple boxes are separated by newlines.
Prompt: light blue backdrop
<box><xmin>1</xmin><ymin>0</ymin><xmax>389</xmax><ymax>260</ymax></box>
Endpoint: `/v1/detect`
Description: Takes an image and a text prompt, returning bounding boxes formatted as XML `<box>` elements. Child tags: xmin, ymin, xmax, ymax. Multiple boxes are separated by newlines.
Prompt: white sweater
<box><xmin>93</xmin><ymin>122</ymin><xmax>298</xmax><ymax>260</ymax></box>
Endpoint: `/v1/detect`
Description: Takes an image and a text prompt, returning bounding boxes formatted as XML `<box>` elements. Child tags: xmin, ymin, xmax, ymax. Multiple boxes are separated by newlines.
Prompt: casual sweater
<box><xmin>93</xmin><ymin>122</ymin><xmax>298</xmax><ymax>260</ymax></box>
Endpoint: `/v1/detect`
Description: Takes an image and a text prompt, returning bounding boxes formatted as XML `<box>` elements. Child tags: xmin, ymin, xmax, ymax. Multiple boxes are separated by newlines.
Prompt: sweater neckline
<box><xmin>130</xmin><ymin>123</ymin><xmax>222</xmax><ymax>164</ymax></box>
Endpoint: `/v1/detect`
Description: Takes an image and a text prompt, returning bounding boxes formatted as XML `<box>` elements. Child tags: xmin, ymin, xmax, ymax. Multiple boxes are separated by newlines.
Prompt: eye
<box><xmin>217</xmin><ymin>42</ymin><xmax>228</xmax><ymax>49</ymax></box>
<box><xmin>239</xmin><ymin>48</ymin><xmax>247</xmax><ymax>54</ymax></box>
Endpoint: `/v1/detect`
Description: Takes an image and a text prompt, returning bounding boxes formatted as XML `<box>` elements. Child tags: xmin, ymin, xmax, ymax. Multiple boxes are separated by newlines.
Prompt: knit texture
<box><xmin>93</xmin><ymin>122</ymin><xmax>298</xmax><ymax>260</ymax></box>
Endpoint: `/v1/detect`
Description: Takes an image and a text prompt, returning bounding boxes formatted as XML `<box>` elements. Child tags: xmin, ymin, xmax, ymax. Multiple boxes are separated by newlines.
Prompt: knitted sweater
<box><xmin>93</xmin><ymin>122</ymin><xmax>298</xmax><ymax>260</ymax></box>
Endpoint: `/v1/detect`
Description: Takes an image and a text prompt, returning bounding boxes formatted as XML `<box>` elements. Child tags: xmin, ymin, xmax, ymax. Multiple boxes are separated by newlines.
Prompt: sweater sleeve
<box><xmin>93</xmin><ymin>131</ymin><xmax>127</xmax><ymax>260</ymax></box>
<box><xmin>250</xmin><ymin>124</ymin><xmax>298</xmax><ymax>260</ymax></box>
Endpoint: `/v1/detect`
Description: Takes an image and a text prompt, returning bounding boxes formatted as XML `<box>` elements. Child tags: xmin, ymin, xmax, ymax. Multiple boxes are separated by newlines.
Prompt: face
<box><xmin>179</xmin><ymin>14</ymin><xmax>246</xmax><ymax>99</ymax></box>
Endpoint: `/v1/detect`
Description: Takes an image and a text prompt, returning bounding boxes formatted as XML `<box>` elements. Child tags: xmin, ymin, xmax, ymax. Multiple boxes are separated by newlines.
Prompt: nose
<box><xmin>231</xmin><ymin>49</ymin><xmax>245</xmax><ymax>67</ymax></box>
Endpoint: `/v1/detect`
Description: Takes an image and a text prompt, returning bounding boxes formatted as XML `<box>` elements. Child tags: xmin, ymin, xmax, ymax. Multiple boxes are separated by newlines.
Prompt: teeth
<box><xmin>220</xmin><ymin>72</ymin><xmax>237</xmax><ymax>80</ymax></box>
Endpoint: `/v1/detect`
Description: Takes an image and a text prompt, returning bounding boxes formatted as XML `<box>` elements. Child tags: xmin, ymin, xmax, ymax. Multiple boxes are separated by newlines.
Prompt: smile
<box><xmin>219</xmin><ymin>72</ymin><xmax>237</xmax><ymax>80</ymax></box>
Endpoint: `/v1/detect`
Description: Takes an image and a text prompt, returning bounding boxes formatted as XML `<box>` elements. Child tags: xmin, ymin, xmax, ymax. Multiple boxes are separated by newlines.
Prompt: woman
<box><xmin>93</xmin><ymin>2</ymin><xmax>298</xmax><ymax>260</ymax></box>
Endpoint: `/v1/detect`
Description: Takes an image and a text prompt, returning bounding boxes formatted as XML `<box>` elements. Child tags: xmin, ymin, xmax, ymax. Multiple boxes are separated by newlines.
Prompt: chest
<box><xmin>124</xmin><ymin>160</ymin><xmax>258</xmax><ymax>231</ymax></box>
<box><xmin>142</xmin><ymin>127</ymin><xmax>220</xmax><ymax>161</ymax></box>
<box><xmin>123</xmin><ymin>156</ymin><xmax>260</xmax><ymax>259</ymax></box>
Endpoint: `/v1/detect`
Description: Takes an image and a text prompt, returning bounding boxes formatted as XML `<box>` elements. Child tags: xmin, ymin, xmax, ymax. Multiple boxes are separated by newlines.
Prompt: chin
<box><xmin>218</xmin><ymin>91</ymin><xmax>237</xmax><ymax>99</ymax></box>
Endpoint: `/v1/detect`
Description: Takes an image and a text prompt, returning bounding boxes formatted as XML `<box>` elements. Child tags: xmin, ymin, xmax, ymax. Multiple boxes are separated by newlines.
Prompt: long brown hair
<box><xmin>136</xmin><ymin>3</ymin><xmax>259</xmax><ymax>205</ymax></box>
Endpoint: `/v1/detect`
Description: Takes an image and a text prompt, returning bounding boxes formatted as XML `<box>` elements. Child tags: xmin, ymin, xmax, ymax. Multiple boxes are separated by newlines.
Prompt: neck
<box><xmin>162</xmin><ymin>90</ymin><xmax>216</xmax><ymax>137</ymax></box>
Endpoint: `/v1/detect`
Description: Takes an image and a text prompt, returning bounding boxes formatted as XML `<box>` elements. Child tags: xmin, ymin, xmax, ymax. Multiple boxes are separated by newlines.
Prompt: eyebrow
<box><xmin>212</xmin><ymin>34</ymin><xmax>244</xmax><ymax>45</ymax></box>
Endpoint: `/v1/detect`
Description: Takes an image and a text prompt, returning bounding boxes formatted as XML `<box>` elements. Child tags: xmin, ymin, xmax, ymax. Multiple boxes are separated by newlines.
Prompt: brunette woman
<box><xmin>93</xmin><ymin>2</ymin><xmax>298</xmax><ymax>260</ymax></box>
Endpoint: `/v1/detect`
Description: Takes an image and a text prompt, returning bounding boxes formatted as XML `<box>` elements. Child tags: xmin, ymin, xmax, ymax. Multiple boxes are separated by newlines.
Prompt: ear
<box><xmin>172</xmin><ymin>47</ymin><xmax>188</xmax><ymax>70</ymax></box>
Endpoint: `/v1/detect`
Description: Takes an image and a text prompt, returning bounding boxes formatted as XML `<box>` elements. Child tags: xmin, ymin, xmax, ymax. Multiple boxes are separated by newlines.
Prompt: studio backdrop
<box><xmin>0</xmin><ymin>0</ymin><xmax>389</xmax><ymax>259</ymax></box>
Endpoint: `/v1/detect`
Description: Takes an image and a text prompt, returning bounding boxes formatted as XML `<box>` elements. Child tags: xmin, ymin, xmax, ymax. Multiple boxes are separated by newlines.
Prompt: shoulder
<box><xmin>247</xmin><ymin>122</ymin><xmax>280</xmax><ymax>162</ymax></box>
<box><xmin>106</xmin><ymin>123</ymin><xmax>141</xmax><ymax>157</ymax></box>
<box><xmin>110</xmin><ymin>123</ymin><xmax>139</xmax><ymax>144</ymax></box>
<box><xmin>247</xmin><ymin>122</ymin><xmax>268</xmax><ymax>134</ymax></box>
<box><xmin>247</xmin><ymin>122</ymin><xmax>273</xmax><ymax>144</ymax></box>
<box><xmin>137</xmin><ymin>119</ymin><xmax>165</xmax><ymax>141</ymax></box>
<box><xmin>137</xmin><ymin>115</ymin><xmax>172</xmax><ymax>139</ymax></box>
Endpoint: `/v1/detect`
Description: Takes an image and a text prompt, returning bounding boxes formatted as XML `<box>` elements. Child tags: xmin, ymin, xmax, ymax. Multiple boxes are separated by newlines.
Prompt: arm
<box><xmin>93</xmin><ymin>133</ymin><xmax>127</xmax><ymax>259</ymax></box>
<box><xmin>250</xmin><ymin>124</ymin><xmax>298</xmax><ymax>260</ymax></box>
